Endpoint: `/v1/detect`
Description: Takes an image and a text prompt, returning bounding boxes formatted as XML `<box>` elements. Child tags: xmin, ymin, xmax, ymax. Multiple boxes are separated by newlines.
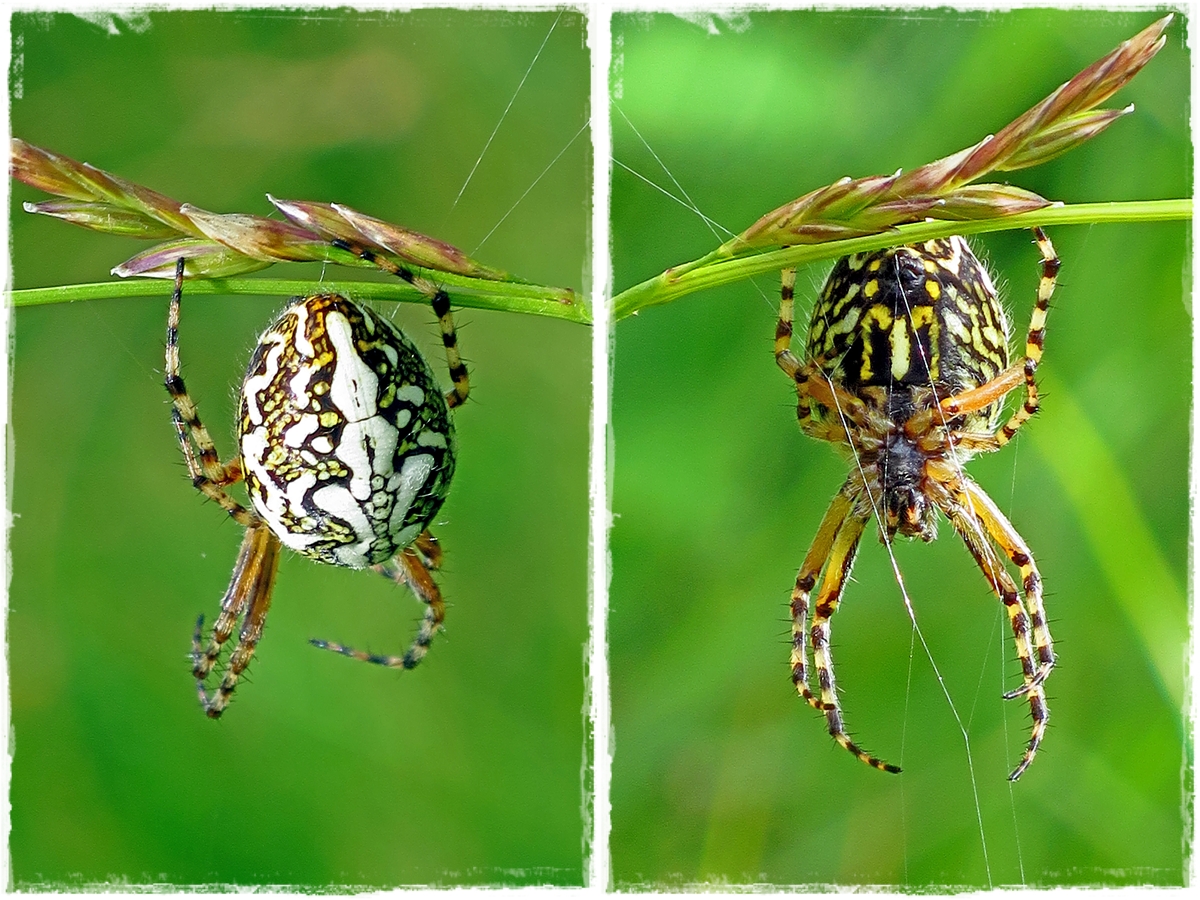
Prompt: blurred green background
<box><xmin>10</xmin><ymin>9</ymin><xmax>590</xmax><ymax>887</ymax></box>
<box><xmin>611</xmin><ymin>9</ymin><xmax>1189</xmax><ymax>888</ymax></box>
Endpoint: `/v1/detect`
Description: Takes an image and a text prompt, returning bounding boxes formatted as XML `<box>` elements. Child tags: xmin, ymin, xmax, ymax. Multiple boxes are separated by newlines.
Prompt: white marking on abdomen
<box><xmin>396</xmin><ymin>384</ymin><xmax>425</xmax><ymax>406</ymax></box>
<box><xmin>336</xmin><ymin>416</ymin><xmax>400</xmax><ymax>501</ymax></box>
<box><xmin>242</xmin><ymin>337</ymin><xmax>285</xmax><ymax>426</ymax></box>
<box><xmin>291</xmin><ymin>303</ymin><xmax>314</xmax><ymax>357</ymax></box>
<box><xmin>242</xmin><ymin>427</ymin><xmax>322</xmax><ymax>552</ymax></box>
<box><xmin>289</xmin><ymin>363</ymin><xmax>318</xmax><ymax>411</ymax></box>
<box><xmin>283</xmin><ymin>413</ymin><xmax>320</xmax><ymax>448</ymax></box>
<box><xmin>387</xmin><ymin>453</ymin><xmax>435</xmax><ymax>536</ymax></box>
<box><xmin>310</xmin><ymin>483</ymin><xmax>374</xmax><ymax>568</ymax></box>
<box><xmin>326</xmin><ymin>312</ymin><xmax>378</xmax><ymax>421</ymax></box>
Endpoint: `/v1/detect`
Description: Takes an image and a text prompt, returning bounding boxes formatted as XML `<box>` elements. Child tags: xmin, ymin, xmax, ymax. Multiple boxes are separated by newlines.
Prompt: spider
<box><xmin>164</xmin><ymin>244</ymin><xmax>469</xmax><ymax>718</ymax></box>
<box><xmin>774</xmin><ymin>229</ymin><xmax>1058</xmax><ymax>781</ymax></box>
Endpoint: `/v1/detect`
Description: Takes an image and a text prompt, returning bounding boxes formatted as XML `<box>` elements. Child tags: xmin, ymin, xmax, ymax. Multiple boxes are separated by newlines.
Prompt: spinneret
<box><xmin>776</xmin><ymin>231</ymin><xmax>1059</xmax><ymax>781</ymax></box>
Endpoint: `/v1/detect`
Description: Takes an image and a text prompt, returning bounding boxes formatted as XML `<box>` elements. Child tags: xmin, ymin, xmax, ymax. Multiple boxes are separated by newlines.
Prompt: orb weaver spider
<box><xmin>775</xmin><ymin>230</ymin><xmax>1058</xmax><ymax>781</ymax></box>
<box><xmin>164</xmin><ymin>245</ymin><xmax>468</xmax><ymax>718</ymax></box>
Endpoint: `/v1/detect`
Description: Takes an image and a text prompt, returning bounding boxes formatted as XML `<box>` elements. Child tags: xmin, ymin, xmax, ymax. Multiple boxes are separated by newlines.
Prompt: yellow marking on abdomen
<box><xmin>890</xmin><ymin>321</ymin><xmax>911</xmax><ymax>381</ymax></box>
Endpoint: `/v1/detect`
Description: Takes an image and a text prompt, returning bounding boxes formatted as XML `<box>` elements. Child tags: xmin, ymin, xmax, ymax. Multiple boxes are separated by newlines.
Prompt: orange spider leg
<box><xmin>935</xmin><ymin>363</ymin><xmax>1024</xmax><ymax>419</ymax></box>
<box><xmin>934</xmin><ymin>228</ymin><xmax>1057</xmax><ymax>446</ymax></box>
<box><xmin>193</xmin><ymin>524</ymin><xmax>282</xmax><ymax>718</ymax></box>
<box><xmin>992</xmin><ymin>227</ymin><xmax>1057</xmax><ymax>446</ymax></box>
<box><xmin>790</xmin><ymin>485</ymin><xmax>854</xmax><ymax>711</ymax></box>
<box><xmin>808</xmin><ymin>501</ymin><xmax>901</xmax><ymax>774</ymax></box>
<box><xmin>413</xmin><ymin>529</ymin><xmax>444</xmax><ymax>570</ymax></box>
<box><xmin>775</xmin><ymin>266</ymin><xmax>802</xmax><ymax>372</ymax></box>
<box><xmin>777</xmin><ymin>267</ymin><xmax>872</xmax><ymax>436</ymax></box>
<box><xmin>169</xmin><ymin>255</ymin><xmax>282</xmax><ymax>717</ymax></box>
<box><xmin>961</xmin><ymin>479</ymin><xmax>1055</xmax><ymax>695</ymax></box>
<box><xmin>938</xmin><ymin>478</ymin><xmax>1048</xmax><ymax>781</ymax></box>
<box><xmin>310</xmin><ymin>530</ymin><xmax>447</xmax><ymax>670</ymax></box>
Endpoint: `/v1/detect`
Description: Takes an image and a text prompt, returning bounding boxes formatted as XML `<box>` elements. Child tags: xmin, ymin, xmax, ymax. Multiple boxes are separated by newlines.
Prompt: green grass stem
<box><xmin>613</xmin><ymin>199</ymin><xmax>1191</xmax><ymax>320</ymax></box>
<box><xmin>10</xmin><ymin>270</ymin><xmax>590</xmax><ymax>324</ymax></box>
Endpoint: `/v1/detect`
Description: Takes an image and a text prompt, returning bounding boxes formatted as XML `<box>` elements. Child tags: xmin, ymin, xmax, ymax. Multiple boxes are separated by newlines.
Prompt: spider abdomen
<box><xmin>808</xmin><ymin>236</ymin><xmax>1010</xmax><ymax>429</ymax></box>
<box><xmin>238</xmin><ymin>294</ymin><xmax>455</xmax><ymax>569</ymax></box>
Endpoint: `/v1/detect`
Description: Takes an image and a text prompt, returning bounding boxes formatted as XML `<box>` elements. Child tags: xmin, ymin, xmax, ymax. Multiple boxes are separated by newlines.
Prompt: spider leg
<box><xmin>808</xmin><ymin>502</ymin><xmax>901</xmax><ymax>774</ymax></box>
<box><xmin>961</xmin><ymin>479</ymin><xmax>1055</xmax><ymax>695</ymax></box>
<box><xmin>775</xmin><ymin>266</ymin><xmax>803</xmax><ymax>377</ymax></box>
<box><xmin>194</xmin><ymin>524</ymin><xmax>282</xmax><ymax>718</ymax></box>
<box><xmin>412</xmin><ymin>529</ymin><xmax>444</xmax><ymax>571</ymax></box>
<box><xmin>164</xmin><ymin>257</ymin><xmax>260</xmax><ymax>528</ymax></box>
<box><xmin>939</xmin><ymin>478</ymin><xmax>1049</xmax><ymax>781</ymax></box>
<box><xmin>993</xmin><ymin>228</ymin><xmax>1056</xmax><ymax>447</ymax></box>
<box><xmin>776</xmin><ymin>268</ymin><xmax>872</xmax><ymax>439</ymax></box>
<box><xmin>192</xmin><ymin>527</ymin><xmax>258</xmax><ymax>683</ymax></box>
<box><xmin>310</xmin><ymin>534</ymin><xmax>446</xmax><ymax>670</ymax></box>
<box><xmin>331</xmin><ymin>240</ymin><xmax>470</xmax><ymax>409</ymax></box>
<box><xmin>790</xmin><ymin>484</ymin><xmax>853</xmax><ymax>710</ymax></box>
<box><xmin>929</xmin><ymin>228</ymin><xmax>1057</xmax><ymax>447</ymax></box>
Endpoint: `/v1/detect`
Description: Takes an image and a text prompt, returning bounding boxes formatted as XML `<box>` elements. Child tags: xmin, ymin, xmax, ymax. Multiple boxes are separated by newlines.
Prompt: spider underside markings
<box><xmin>775</xmin><ymin>230</ymin><xmax>1058</xmax><ymax>781</ymax></box>
<box><xmin>164</xmin><ymin>249</ymin><xmax>468</xmax><ymax>718</ymax></box>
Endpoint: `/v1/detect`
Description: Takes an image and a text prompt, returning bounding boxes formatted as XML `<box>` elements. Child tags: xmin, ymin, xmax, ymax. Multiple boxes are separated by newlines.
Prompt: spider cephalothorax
<box><xmin>165</xmin><ymin>249</ymin><xmax>468</xmax><ymax>718</ymax></box>
<box><xmin>776</xmin><ymin>232</ymin><xmax>1058</xmax><ymax>781</ymax></box>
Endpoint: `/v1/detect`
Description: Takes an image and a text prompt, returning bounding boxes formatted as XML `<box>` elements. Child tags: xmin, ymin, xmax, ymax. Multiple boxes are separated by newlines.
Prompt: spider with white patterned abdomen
<box><xmin>164</xmin><ymin>252</ymin><xmax>467</xmax><ymax>718</ymax></box>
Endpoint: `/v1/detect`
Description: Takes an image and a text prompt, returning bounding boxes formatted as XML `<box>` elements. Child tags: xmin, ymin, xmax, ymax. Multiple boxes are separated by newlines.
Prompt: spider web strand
<box><xmin>823</xmin><ymin>371</ymin><xmax>994</xmax><ymax>888</ymax></box>
<box><xmin>471</xmin><ymin>118</ymin><xmax>590</xmax><ymax>256</ymax></box>
<box><xmin>447</xmin><ymin>9</ymin><xmax>563</xmax><ymax>219</ymax></box>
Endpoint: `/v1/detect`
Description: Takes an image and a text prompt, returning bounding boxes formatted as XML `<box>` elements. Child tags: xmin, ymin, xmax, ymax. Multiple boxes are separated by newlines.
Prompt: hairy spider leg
<box><xmin>780</xmin><ymin>265</ymin><xmax>899</xmax><ymax>774</ymax></box>
<box><xmin>807</xmin><ymin>501</ymin><xmax>901</xmax><ymax>774</ymax></box>
<box><xmin>330</xmin><ymin>239</ymin><xmax>470</xmax><ymax>408</ymax></box>
<box><xmin>168</xmin><ymin>256</ymin><xmax>286</xmax><ymax>716</ymax></box>
<box><xmin>775</xmin><ymin>266</ymin><xmax>800</xmax><ymax>365</ymax></box>
<box><xmin>310</xmin><ymin>529</ymin><xmax>447</xmax><ymax>670</ymax></box>
<box><xmin>934</xmin><ymin>228</ymin><xmax>1058</xmax><ymax>449</ymax></box>
<box><xmin>909</xmin><ymin>229</ymin><xmax>1058</xmax><ymax>779</ymax></box>
<box><xmin>916</xmin><ymin>230</ymin><xmax>1058</xmax><ymax>696</ymax></box>
<box><xmin>790</xmin><ymin>485</ymin><xmax>854</xmax><ymax>710</ymax></box>
<box><xmin>412</xmin><ymin>529</ymin><xmax>444</xmax><ymax>570</ymax></box>
<box><xmin>994</xmin><ymin>227</ymin><xmax>1057</xmax><ymax>445</ymax></box>
<box><xmin>192</xmin><ymin>526</ymin><xmax>260</xmax><ymax>683</ymax></box>
<box><xmin>164</xmin><ymin>258</ymin><xmax>260</xmax><ymax>528</ymax></box>
<box><xmin>193</xmin><ymin>524</ymin><xmax>282</xmax><ymax>718</ymax></box>
<box><xmin>777</xmin><ymin>267</ymin><xmax>873</xmax><ymax>438</ymax></box>
<box><xmin>961</xmin><ymin>479</ymin><xmax>1055</xmax><ymax>690</ymax></box>
<box><xmin>944</xmin><ymin>478</ymin><xmax>1050</xmax><ymax>781</ymax></box>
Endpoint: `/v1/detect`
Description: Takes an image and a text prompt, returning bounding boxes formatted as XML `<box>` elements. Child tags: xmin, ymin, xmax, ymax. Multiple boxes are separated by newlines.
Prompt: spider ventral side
<box><xmin>165</xmin><ymin>257</ymin><xmax>467</xmax><ymax>718</ymax></box>
<box><xmin>775</xmin><ymin>233</ymin><xmax>1058</xmax><ymax>781</ymax></box>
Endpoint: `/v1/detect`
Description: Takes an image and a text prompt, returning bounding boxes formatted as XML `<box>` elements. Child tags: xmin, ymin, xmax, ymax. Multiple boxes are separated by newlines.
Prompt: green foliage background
<box><xmin>610</xmin><ymin>9</ymin><xmax>1190</xmax><ymax>887</ymax></box>
<box><xmin>9</xmin><ymin>10</ymin><xmax>590</xmax><ymax>887</ymax></box>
